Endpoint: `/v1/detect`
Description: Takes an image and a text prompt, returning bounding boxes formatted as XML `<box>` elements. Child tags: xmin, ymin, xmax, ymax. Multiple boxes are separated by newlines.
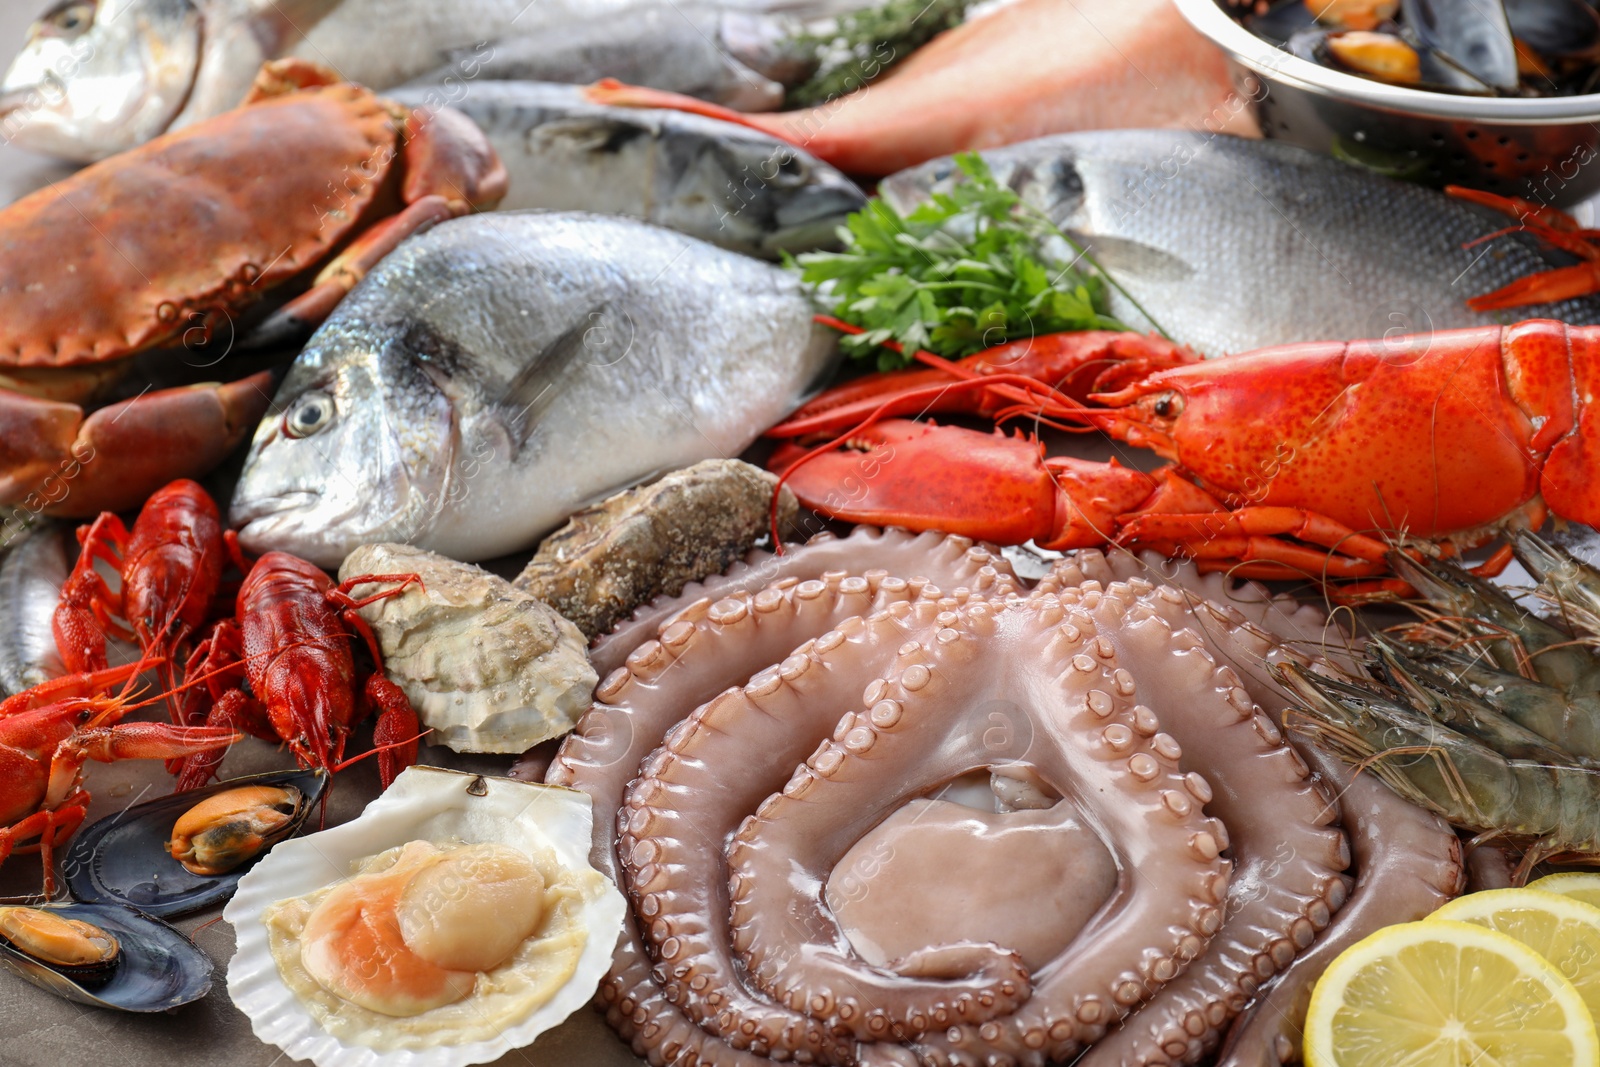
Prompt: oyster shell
<box><xmin>515</xmin><ymin>458</ymin><xmax>797</xmax><ymax>640</ymax></box>
<box><xmin>0</xmin><ymin>901</ymin><xmax>211</xmax><ymax>1012</ymax></box>
<box><xmin>226</xmin><ymin>765</ymin><xmax>625</xmax><ymax>1067</ymax></box>
<box><xmin>339</xmin><ymin>544</ymin><xmax>596</xmax><ymax>754</ymax></box>
<box><xmin>62</xmin><ymin>769</ymin><xmax>327</xmax><ymax>917</ymax></box>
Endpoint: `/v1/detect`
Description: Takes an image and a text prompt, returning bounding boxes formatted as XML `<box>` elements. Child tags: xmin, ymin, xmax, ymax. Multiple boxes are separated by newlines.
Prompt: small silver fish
<box><xmin>0</xmin><ymin>0</ymin><xmax>836</xmax><ymax>161</ymax></box>
<box><xmin>388</xmin><ymin>81</ymin><xmax>865</xmax><ymax>258</ymax></box>
<box><xmin>0</xmin><ymin>522</ymin><xmax>68</xmax><ymax>696</ymax></box>
<box><xmin>403</xmin><ymin>3</ymin><xmax>811</xmax><ymax>111</ymax></box>
<box><xmin>229</xmin><ymin>212</ymin><xmax>836</xmax><ymax>567</ymax></box>
<box><xmin>882</xmin><ymin>130</ymin><xmax>1600</xmax><ymax>355</ymax></box>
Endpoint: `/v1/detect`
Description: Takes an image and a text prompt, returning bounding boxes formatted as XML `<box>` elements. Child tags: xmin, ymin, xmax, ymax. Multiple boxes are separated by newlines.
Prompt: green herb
<box><xmin>784</xmin><ymin>0</ymin><xmax>973</xmax><ymax>109</ymax></box>
<box><xmin>789</xmin><ymin>153</ymin><xmax>1140</xmax><ymax>370</ymax></box>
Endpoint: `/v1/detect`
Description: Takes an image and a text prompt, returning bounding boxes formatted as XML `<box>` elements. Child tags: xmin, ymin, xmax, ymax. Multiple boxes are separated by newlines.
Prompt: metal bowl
<box><xmin>1172</xmin><ymin>0</ymin><xmax>1600</xmax><ymax>205</ymax></box>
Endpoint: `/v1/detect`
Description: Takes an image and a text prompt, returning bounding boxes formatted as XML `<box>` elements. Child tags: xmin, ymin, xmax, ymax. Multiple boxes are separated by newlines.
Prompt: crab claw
<box><xmin>0</xmin><ymin>372</ymin><xmax>274</xmax><ymax>517</ymax></box>
<box><xmin>769</xmin><ymin>419</ymin><xmax>1159</xmax><ymax>549</ymax></box>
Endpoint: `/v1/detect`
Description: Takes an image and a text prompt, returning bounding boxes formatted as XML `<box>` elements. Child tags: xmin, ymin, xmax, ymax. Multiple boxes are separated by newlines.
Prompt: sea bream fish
<box><xmin>882</xmin><ymin>130</ymin><xmax>1600</xmax><ymax>355</ymax></box>
<box><xmin>0</xmin><ymin>0</ymin><xmax>818</xmax><ymax>161</ymax></box>
<box><xmin>229</xmin><ymin>212</ymin><xmax>837</xmax><ymax>567</ymax></box>
<box><xmin>387</xmin><ymin>82</ymin><xmax>866</xmax><ymax>259</ymax></box>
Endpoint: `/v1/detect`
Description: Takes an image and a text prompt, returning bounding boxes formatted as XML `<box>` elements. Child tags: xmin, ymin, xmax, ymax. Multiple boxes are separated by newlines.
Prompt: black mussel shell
<box><xmin>1402</xmin><ymin>0</ymin><xmax>1520</xmax><ymax>89</ymax></box>
<box><xmin>62</xmin><ymin>769</ymin><xmax>328</xmax><ymax>918</ymax></box>
<box><xmin>0</xmin><ymin>906</ymin><xmax>120</xmax><ymax>985</ymax></box>
<box><xmin>1506</xmin><ymin>0</ymin><xmax>1600</xmax><ymax>58</ymax></box>
<box><xmin>0</xmin><ymin>902</ymin><xmax>210</xmax><ymax>1012</ymax></box>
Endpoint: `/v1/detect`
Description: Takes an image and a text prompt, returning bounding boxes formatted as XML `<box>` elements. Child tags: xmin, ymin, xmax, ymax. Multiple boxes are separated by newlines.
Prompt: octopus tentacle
<box><xmin>622</xmin><ymin>592</ymin><xmax>1031</xmax><ymax>1049</ymax></box>
<box><xmin>551</xmin><ymin>536</ymin><xmax>1016</xmax><ymax>1065</ymax></box>
<box><xmin>1069</xmin><ymin>579</ymin><xmax>1351</xmax><ymax>1067</ymax></box>
<box><xmin>1213</xmin><ymin>749</ymin><xmax>1464</xmax><ymax>1067</ymax></box>
<box><xmin>592</xmin><ymin>527</ymin><xmax>1016</xmax><ymax>674</ymax></box>
<box><xmin>727</xmin><ymin>594</ymin><xmax>1233</xmax><ymax>1067</ymax></box>
<box><xmin>552</xmin><ymin>572</ymin><xmax>950</xmax><ymax>1063</ymax></box>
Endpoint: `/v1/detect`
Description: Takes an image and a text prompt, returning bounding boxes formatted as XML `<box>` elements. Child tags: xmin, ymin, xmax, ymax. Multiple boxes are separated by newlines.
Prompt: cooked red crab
<box><xmin>0</xmin><ymin>58</ymin><xmax>507</xmax><ymax>517</ymax></box>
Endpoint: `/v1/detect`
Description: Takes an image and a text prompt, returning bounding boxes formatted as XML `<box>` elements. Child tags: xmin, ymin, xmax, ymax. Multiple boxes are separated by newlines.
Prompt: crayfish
<box><xmin>172</xmin><ymin>552</ymin><xmax>424</xmax><ymax>792</ymax></box>
<box><xmin>0</xmin><ymin>663</ymin><xmax>239</xmax><ymax>897</ymax></box>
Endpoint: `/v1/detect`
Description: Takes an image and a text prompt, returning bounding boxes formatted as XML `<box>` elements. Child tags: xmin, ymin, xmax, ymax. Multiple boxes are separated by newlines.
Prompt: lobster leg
<box><xmin>328</xmin><ymin>572</ymin><xmax>424</xmax><ymax>664</ymax></box>
<box><xmin>1115</xmin><ymin>507</ymin><xmax>1395</xmax><ymax>578</ymax></box>
<box><xmin>0</xmin><ymin>804</ymin><xmax>87</xmax><ymax>899</ymax></box>
<box><xmin>363</xmin><ymin>674</ymin><xmax>420</xmax><ymax>789</ymax></box>
<box><xmin>49</xmin><ymin>723</ymin><xmax>242</xmax><ymax>806</ymax></box>
<box><xmin>0</xmin><ymin>663</ymin><xmax>142</xmax><ymax>719</ymax></box>
<box><xmin>52</xmin><ymin>512</ymin><xmax>133</xmax><ymax>674</ymax></box>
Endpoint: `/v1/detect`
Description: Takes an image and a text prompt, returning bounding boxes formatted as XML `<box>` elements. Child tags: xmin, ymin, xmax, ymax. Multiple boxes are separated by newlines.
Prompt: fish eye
<box><xmin>1150</xmin><ymin>392</ymin><xmax>1184</xmax><ymax>419</ymax></box>
<box><xmin>42</xmin><ymin>1</ymin><xmax>94</xmax><ymax>34</ymax></box>
<box><xmin>283</xmin><ymin>390</ymin><xmax>335</xmax><ymax>438</ymax></box>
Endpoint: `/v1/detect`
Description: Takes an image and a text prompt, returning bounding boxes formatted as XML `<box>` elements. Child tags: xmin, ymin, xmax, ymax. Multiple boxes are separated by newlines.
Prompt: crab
<box><xmin>0</xmin><ymin>58</ymin><xmax>507</xmax><ymax>517</ymax></box>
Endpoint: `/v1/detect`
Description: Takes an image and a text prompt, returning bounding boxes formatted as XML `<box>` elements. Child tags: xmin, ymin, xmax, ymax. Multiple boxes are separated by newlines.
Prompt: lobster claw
<box><xmin>0</xmin><ymin>372</ymin><xmax>274</xmax><ymax>518</ymax></box>
<box><xmin>770</xmin><ymin>419</ymin><xmax>1160</xmax><ymax>550</ymax></box>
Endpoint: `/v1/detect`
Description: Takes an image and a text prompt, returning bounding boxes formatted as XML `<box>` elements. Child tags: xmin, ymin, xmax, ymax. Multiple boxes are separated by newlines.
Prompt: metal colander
<box><xmin>1173</xmin><ymin>0</ymin><xmax>1600</xmax><ymax>206</ymax></box>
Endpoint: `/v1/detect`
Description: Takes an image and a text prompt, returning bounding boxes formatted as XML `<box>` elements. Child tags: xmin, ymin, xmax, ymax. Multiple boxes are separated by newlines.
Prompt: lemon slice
<box><xmin>1529</xmin><ymin>871</ymin><xmax>1600</xmax><ymax>912</ymax></box>
<box><xmin>1304</xmin><ymin>918</ymin><xmax>1598</xmax><ymax>1067</ymax></box>
<box><xmin>1433</xmin><ymin>887</ymin><xmax>1600</xmax><ymax>1022</ymax></box>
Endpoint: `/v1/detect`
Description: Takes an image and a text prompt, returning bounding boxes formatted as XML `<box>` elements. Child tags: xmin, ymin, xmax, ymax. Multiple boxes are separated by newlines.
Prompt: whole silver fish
<box><xmin>388</xmin><ymin>82</ymin><xmax>865</xmax><ymax>259</ymax></box>
<box><xmin>0</xmin><ymin>0</ymin><xmax>833</xmax><ymax>161</ymax></box>
<box><xmin>229</xmin><ymin>212</ymin><xmax>836</xmax><ymax>567</ymax></box>
<box><xmin>0</xmin><ymin>522</ymin><xmax>68</xmax><ymax>696</ymax></box>
<box><xmin>403</xmin><ymin>4</ymin><xmax>811</xmax><ymax>111</ymax></box>
<box><xmin>883</xmin><ymin>130</ymin><xmax>1600</xmax><ymax>355</ymax></box>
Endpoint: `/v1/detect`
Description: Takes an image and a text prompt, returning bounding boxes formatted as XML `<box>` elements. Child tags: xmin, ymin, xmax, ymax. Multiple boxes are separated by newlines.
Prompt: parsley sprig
<box><xmin>789</xmin><ymin>153</ymin><xmax>1148</xmax><ymax>370</ymax></box>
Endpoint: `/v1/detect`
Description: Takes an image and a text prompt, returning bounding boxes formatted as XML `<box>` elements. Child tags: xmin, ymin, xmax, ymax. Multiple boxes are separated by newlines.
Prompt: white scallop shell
<box><xmin>224</xmin><ymin>766</ymin><xmax>626</xmax><ymax>1067</ymax></box>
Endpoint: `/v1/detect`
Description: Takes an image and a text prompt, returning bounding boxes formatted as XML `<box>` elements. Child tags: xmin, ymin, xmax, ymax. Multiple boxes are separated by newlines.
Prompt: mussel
<box><xmin>0</xmin><ymin>906</ymin><xmax>120</xmax><ymax>985</ymax></box>
<box><xmin>0</xmin><ymin>901</ymin><xmax>211</xmax><ymax>1011</ymax></box>
<box><xmin>1247</xmin><ymin>0</ymin><xmax>1600</xmax><ymax>96</ymax></box>
<box><xmin>167</xmin><ymin>783</ymin><xmax>308</xmax><ymax>876</ymax></box>
<box><xmin>62</xmin><ymin>768</ymin><xmax>327</xmax><ymax>917</ymax></box>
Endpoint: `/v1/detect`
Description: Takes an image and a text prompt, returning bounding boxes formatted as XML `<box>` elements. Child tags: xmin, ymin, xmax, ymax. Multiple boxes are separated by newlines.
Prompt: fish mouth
<box><xmin>765</xmin><ymin>183</ymin><xmax>869</xmax><ymax>255</ymax></box>
<box><xmin>230</xmin><ymin>490</ymin><xmax>321</xmax><ymax>525</ymax></box>
<box><xmin>0</xmin><ymin>86</ymin><xmax>39</xmax><ymax>120</ymax></box>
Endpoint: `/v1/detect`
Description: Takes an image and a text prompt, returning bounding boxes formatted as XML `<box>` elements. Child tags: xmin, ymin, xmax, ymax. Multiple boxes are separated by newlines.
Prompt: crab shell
<box><xmin>0</xmin><ymin>63</ymin><xmax>489</xmax><ymax>374</ymax></box>
<box><xmin>224</xmin><ymin>766</ymin><xmax>626</xmax><ymax>1067</ymax></box>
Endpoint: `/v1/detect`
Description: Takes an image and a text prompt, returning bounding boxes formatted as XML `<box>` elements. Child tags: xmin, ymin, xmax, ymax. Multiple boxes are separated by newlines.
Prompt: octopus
<box><xmin>546</xmin><ymin>529</ymin><xmax>1466</xmax><ymax>1066</ymax></box>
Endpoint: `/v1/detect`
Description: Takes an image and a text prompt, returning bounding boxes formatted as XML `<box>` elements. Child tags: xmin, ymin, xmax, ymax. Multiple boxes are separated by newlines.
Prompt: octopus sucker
<box><xmin>590</xmin><ymin>526</ymin><xmax>1019</xmax><ymax>675</ymax></box>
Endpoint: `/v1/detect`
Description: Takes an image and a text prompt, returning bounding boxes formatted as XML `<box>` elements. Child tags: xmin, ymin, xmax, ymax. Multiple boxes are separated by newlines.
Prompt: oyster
<box><xmin>226</xmin><ymin>766</ymin><xmax>625</xmax><ymax>1067</ymax></box>
<box><xmin>339</xmin><ymin>544</ymin><xmax>595</xmax><ymax>755</ymax></box>
<box><xmin>0</xmin><ymin>901</ymin><xmax>211</xmax><ymax>1011</ymax></box>
<box><xmin>516</xmin><ymin>458</ymin><xmax>797</xmax><ymax>640</ymax></box>
<box><xmin>62</xmin><ymin>769</ymin><xmax>327</xmax><ymax>917</ymax></box>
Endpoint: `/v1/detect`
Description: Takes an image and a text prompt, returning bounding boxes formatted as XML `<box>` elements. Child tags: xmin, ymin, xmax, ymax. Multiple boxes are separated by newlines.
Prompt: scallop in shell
<box><xmin>225</xmin><ymin>766</ymin><xmax>625</xmax><ymax>1067</ymax></box>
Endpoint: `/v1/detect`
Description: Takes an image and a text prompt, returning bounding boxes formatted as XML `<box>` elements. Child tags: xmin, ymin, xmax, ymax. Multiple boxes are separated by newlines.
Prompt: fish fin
<box><xmin>1064</xmin><ymin>232</ymin><xmax>1194</xmax><ymax>284</ymax></box>
<box><xmin>497</xmin><ymin>303</ymin><xmax>634</xmax><ymax>450</ymax></box>
<box><xmin>532</xmin><ymin>116</ymin><xmax>652</xmax><ymax>155</ymax></box>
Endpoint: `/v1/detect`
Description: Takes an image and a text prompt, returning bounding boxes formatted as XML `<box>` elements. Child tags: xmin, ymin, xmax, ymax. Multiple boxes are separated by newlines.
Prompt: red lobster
<box><xmin>174</xmin><ymin>552</ymin><xmax>423</xmax><ymax>791</ymax></box>
<box><xmin>52</xmin><ymin>479</ymin><xmax>232</xmax><ymax>675</ymax></box>
<box><xmin>0</xmin><ymin>663</ymin><xmax>239</xmax><ymax>896</ymax></box>
<box><xmin>768</xmin><ymin>319</ymin><xmax>1600</xmax><ymax>592</ymax></box>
